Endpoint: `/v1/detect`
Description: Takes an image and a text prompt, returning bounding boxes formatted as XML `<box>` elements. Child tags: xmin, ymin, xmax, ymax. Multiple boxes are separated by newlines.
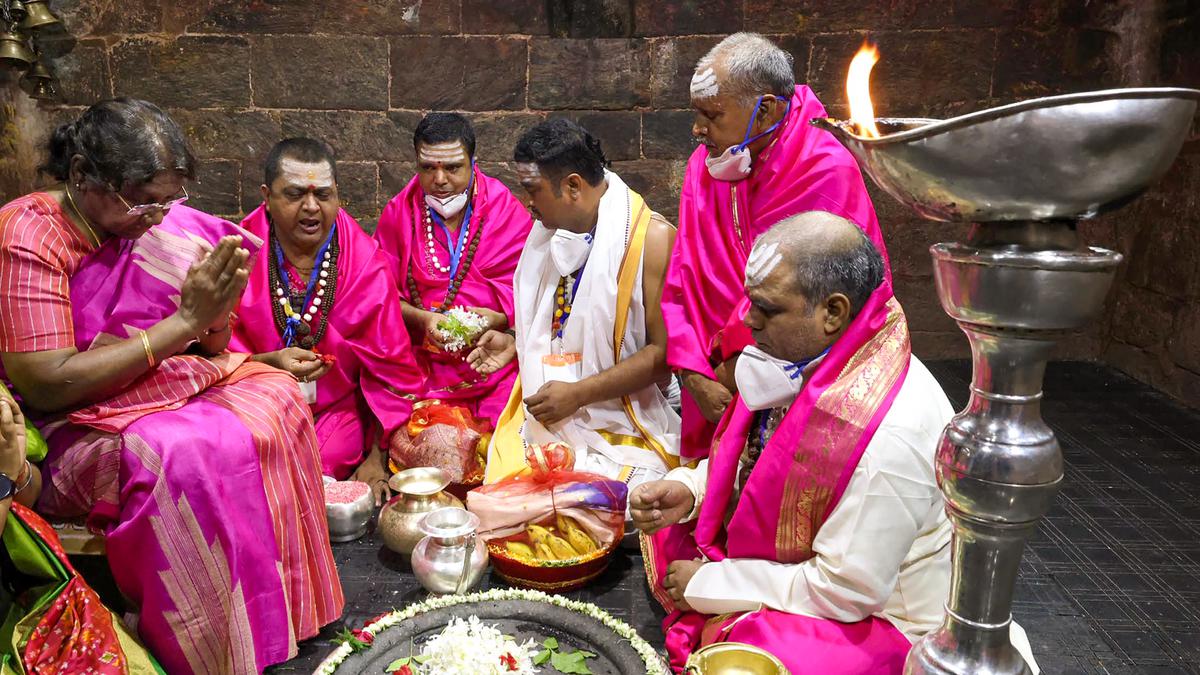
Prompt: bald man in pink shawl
<box><xmin>375</xmin><ymin>113</ymin><xmax>533</xmax><ymax>430</ymax></box>
<box><xmin>637</xmin><ymin>213</ymin><xmax>1039</xmax><ymax>674</ymax></box>
<box><xmin>231</xmin><ymin>138</ymin><xmax>424</xmax><ymax>486</ymax></box>
<box><xmin>664</xmin><ymin>33</ymin><xmax>890</xmax><ymax>461</ymax></box>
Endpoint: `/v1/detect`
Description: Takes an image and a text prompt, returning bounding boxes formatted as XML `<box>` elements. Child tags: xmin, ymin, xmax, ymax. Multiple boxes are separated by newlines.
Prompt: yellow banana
<box><xmin>557</xmin><ymin>516</ymin><xmax>598</xmax><ymax>554</ymax></box>
<box><xmin>565</xmin><ymin>526</ymin><xmax>597</xmax><ymax>555</ymax></box>
<box><xmin>505</xmin><ymin>541</ymin><xmax>535</xmax><ymax>560</ymax></box>
<box><xmin>527</xmin><ymin>524</ymin><xmax>552</xmax><ymax>544</ymax></box>
<box><xmin>534</xmin><ymin>541</ymin><xmax>556</xmax><ymax>561</ymax></box>
<box><xmin>546</xmin><ymin>534</ymin><xmax>579</xmax><ymax>560</ymax></box>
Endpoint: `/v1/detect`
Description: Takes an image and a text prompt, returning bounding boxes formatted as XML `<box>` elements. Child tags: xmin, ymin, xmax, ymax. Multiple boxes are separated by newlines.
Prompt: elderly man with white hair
<box><xmin>662</xmin><ymin>32</ymin><xmax>890</xmax><ymax>463</ymax></box>
<box><xmin>638</xmin><ymin>211</ymin><xmax>1038</xmax><ymax>674</ymax></box>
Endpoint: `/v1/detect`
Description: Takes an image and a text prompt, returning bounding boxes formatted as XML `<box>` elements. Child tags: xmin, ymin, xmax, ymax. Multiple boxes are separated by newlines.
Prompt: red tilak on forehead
<box><xmin>307</xmin><ymin>184</ymin><xmax>316</xmax><ymax>192</ymax></box>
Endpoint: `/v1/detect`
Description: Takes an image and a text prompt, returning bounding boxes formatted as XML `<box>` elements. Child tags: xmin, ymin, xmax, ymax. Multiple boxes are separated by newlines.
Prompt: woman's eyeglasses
<box><xmin>114</xmin><ymin>186</ymin><xmax>189</xmax><ymax>217</ymax></box>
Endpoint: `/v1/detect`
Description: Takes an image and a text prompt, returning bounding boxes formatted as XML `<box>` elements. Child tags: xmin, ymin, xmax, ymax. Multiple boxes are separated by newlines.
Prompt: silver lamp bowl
<box><xmin>325</xmin><ymin>479</ymin><xmax>374</xmax><ymax>543</ymax></box>
<box><xmin>811</xmin><ymin>87</ymin><xmax>1200</xmax><ymax>222</ymax></box>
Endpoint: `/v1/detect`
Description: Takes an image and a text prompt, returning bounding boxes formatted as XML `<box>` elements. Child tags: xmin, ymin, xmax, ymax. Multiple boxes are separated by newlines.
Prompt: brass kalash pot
<box><xmin>684</xmin><ymin>643</ymin><xmax>789</xmax><ymax>675</ymax></box>
<box><xmin>378</xmin><ymin>467</ymin><xmax>462</xmax><ymax>556</ymax></box>
<box><xmin>815</xmin><ymin>85</ymin><xmax>1200</xmax><ymax>675</ymax></box>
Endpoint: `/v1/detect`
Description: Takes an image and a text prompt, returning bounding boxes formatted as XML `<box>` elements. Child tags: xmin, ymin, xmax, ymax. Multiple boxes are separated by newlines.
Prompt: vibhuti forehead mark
<box><xmin>279</xmin><ymin>158</ymin><xmax>333</xmax><ymax>187</ymax></box>
<box><xmin>419</xmin><ymin>142</ymin><xmax>468</xmax><ymax>164</ymax></box>
<box><xmin>515</xmin><ymin>162</ymin><xmax>542</xmax><ymax>182</ymax></box>
<box><xmin>690</xmin><ymin>67</ymin><xmax>719</xmax><ymax>99</ymax></box>
<box><xmin>745</xmin><ymin>240</ymin><xmax>782</xmax><ymax>287</ymax></box>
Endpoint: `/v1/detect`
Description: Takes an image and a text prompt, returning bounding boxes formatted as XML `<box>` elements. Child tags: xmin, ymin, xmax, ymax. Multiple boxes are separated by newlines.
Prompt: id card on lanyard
<box><xmin>542</xmin><ymin>351</ymin><xmax>583</xmax><ymax>385</ymax></box>
<box><xmin>299</xmin><ymin>379</ymin><xmax>318</xmax><ymax>404</ymax></box>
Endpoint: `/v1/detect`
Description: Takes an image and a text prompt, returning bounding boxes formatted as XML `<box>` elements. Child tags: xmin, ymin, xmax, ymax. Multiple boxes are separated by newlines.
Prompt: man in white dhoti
<box><xmin>634</xmin><ymin>211</ymin><xmax>1039</xmax><ymax>673</ymax></box>
<box><xmin>468</xmin><ymin>118</ymin><xmax>680</xmax><ymax>492</ymax></box>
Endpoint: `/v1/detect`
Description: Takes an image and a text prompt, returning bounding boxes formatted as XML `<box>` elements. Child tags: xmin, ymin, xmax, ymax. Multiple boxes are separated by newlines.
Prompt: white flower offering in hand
<box><xmin>435</xmin><ymin>307</ymin><xmax>489</xmax><ymax>353</ymax></box>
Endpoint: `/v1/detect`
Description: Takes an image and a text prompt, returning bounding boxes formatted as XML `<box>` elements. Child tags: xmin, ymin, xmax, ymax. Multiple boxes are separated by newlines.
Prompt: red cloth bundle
<box><xmin>388</xmin><ymin>401</ymin><xmax>489</xmax><ymax>483</ymax></box>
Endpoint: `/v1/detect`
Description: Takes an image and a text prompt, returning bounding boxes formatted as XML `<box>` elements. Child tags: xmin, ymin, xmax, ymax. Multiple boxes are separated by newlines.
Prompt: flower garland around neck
<box><xmin>407</xmin><ymin>209</ymin><xmax>485</xmax><ymax>315</ymax></box>
<box><xmin>269</xmin><ymin>223</ymin><xmax>340</xmax><ymax>350</ymax></box>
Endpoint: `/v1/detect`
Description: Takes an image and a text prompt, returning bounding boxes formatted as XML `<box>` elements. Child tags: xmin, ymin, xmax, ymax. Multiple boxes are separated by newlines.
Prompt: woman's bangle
<box><xmin>14</xmin><ymin>459</ymin><xmax>32</xmax><ymax>494</ymax></box>
<box><xmin>140</xmin><ymin>330</ymin><xmax>156</xmax><ymax>368</ymax></box>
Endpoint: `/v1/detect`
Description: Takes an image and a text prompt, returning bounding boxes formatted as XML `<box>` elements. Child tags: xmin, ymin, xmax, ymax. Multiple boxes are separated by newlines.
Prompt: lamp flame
<box><xmin>847</xmin><ymin>43</ymin><xmax>881</xmax><ymax>139</ymax></box>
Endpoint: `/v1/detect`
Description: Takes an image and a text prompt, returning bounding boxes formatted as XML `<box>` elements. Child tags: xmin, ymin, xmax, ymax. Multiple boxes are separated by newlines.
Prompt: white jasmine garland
<box><xmin>314</xmin><ymin>588</ymin><xmax>667</xmax><ymax>675</ymax></box>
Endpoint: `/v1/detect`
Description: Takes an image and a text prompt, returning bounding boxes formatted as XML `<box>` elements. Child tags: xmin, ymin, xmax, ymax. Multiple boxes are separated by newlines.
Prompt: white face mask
<box><xmin>705</xmin><ymin>147</ymin><xmax>754</xmax><ymax>182</ymax></box>
<box><xmin>735</xmin><ymin>345</ymin><xmax>826</xmax><ymax>411</ymax></box>
<box><xmin>704</xmin><ymin>95</ymin><xmax>791</xmax><ymax>183</ymax></box>
<box><xmin>549</xmin><ymin>229</ymin><xmax>593</xmax><ymax>278</ymax></box>
<box><xmin>424</xmin><ymin>190</ymin><xmax>469</xmax><ymax>219</ymax></box>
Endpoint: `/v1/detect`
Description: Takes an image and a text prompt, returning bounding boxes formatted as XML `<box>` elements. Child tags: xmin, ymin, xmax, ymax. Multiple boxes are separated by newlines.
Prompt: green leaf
<box><xmin>385</xmin><ymin>657</ymin><xmax>410</xmax><ymax>672</ymax></box>
<box><xmin>533</xmin><ymin>649</ymin><xmax>552</xmax><ymax>665</ymax></box>
<box><xmin>412</xmin><ymin>654</ymin><xmax>429</xmax><ymax>665</ymax></box>
<box><xmin>542</xmin><ymin>637</ymin><xmax>559</xmax><ymax>650</ymax></box>
<box><xmin>578</xmin><ymin>651</ymin><xmax>596</xmax><ymax>658</ymax></box>
<box><xmin>550</xmin><ymin>650</ymin><xmax>593</xmax><ymax>674</ymax></box>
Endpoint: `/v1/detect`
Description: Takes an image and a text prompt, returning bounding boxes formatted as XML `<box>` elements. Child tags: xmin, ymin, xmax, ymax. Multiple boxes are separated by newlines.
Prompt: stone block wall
<box><xmin>1</xmin><ymin>0</ymin><xmax>1198</xmax><ymax>405</ymax></box>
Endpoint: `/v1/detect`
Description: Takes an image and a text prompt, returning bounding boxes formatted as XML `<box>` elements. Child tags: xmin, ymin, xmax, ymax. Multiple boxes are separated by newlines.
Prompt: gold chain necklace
<box><xmin>62</xmin><ymin>184</ymin><xmax>102</xmax><ymax>248</ymax></box>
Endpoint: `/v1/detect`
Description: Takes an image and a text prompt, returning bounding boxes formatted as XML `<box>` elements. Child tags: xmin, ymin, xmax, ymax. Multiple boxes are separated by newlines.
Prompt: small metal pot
<box><xmin>411</xmin><ymin>506</ymin><xmax>488</xmax><ymax>595</ymax></box>
<box><xmin>378</xmin><ymin>467</ymin><xmax>462</xmax><ymax>556</ymax></box>
<box><xmin>324</xmin><ymin>480</ymin><xmax>373</xmax><ymax>543</ymax></box>
<box><xmin>684</xmin><ymin>642</ymin><xmax>790</xmax><ymax>675</ymax></box>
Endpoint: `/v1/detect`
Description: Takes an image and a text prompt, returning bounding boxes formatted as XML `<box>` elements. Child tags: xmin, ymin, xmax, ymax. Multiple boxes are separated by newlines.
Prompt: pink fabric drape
<box><xmin>230</xmin><ymin>205</ymin><xmax>425</xmax><ymax>477</ymax></box>
<box><xmin>663</xmin><ymin>85</ymin><xmax>889</xmax><ymax>460</ymax></box>
<box><xmin>374</xmin><ymin>167</ymin><xmax>532</xmax><ymax>427</ymax></box>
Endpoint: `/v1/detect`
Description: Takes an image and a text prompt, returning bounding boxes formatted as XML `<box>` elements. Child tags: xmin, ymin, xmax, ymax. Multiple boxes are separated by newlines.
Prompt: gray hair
<box><xmin>756</xmin><ymin>211</ymin><xmax>885</xmax><ymax>320</ymax></box>
<box><xmin>696</xmin><ymin>32</ymin><xmax>795</xmax><ymax>103</ymax></box>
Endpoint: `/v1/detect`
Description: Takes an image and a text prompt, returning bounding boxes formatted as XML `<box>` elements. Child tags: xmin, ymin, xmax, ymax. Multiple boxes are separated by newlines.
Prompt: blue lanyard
<box><xmin>735</xmin><ymin>96</ymin><xmax>792</xmax><ymax>153</ymax></box>
<box><xmin>273</xmin><ymin>228</ymin><xmax>335</xmax><ymax>348</ymax></box>
<box><xmin>428</xmin><ymin>172</ymin><xmax>476</xmax><ymax>279</ymax></box>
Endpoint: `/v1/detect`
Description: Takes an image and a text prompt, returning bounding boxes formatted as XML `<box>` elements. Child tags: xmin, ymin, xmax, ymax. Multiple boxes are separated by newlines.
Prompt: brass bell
<box><xmin>0</xmin><ymin>29</ymin><xmax>34</xmax><ymax>69</ymax></box>
<box><xmin>8</xmin><ymin>0</ymin><xmax>28</xmax><ymax>24</ymax></box>
<box><xmin>18</xmin><ymin>0</ymin><xmax>60</xmax><ymax>31</ymax></box>
<box><xmin>22</xmin><ymin>74</ymin><xmax>57</xmax><ymax>100</ymax></box>
<box><xmin>19</xmin><ymin>59</ymin><xmax>53</xmax><ymax>98</ymax></box>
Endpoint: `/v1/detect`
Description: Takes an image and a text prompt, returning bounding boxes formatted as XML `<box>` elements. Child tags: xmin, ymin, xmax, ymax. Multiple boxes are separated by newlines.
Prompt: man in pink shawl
<box><xmin>636</xmin><ymin>213</ymin><xmax>1039</xmax><ymax>674</ymax></box>
<box><xmin>664</xmin><ymin>33</ymin><xmax>890</xmax><ymax>461</ymax></box>
<box><xmin>374</xmin><ymin>113</ymin><xmax>533</xmax><ymax>433</ymax></box>
<box><xmin>230</xmin><ymin>137</ymin><xmax>425</xmax><ymax>489</ymax></box>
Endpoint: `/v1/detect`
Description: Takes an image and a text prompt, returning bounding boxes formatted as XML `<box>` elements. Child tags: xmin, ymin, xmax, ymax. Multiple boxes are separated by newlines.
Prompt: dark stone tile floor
<box><xmin>269</xmin><ymin>361</ymin><xmax>1200</xmax><ymax>674</ymax></box>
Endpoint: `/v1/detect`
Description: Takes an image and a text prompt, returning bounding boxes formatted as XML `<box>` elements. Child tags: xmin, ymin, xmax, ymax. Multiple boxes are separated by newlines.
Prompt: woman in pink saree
<box><xmin>374</xmin><ymin>113</ymin><xmax>532</xmax><ymax>429</ymax></box>
<box><xmin>663</xmin><ymin>34</ymin><xmax>890</xmax><ymax>461</ymax></box>
<box><xmin>230</xmin><ymin>138</ymin><xmax>425</xmax><ymax>485</ymax></box>
<box><xmin>0</xmin><ymin>100</ymin><xmax>343</xmax><ymax>675</ymax></box>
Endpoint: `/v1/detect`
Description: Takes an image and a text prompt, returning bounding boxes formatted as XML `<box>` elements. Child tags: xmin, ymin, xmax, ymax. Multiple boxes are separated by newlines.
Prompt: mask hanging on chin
<box><xmin>549</xmin><ymin>229</ymin><xmax>594</xmax><ymax>278</ymax></box>
<box><xmin>734</xmin><ymin>344</ymin><xmax>829</xmax><ymax>411</ymax></box>
<box><xmin>425</xmin><ymin>191</ymin><xmax>468</xmax><ymax>218</ymax></box>
<box><xmin>423</xmin><ymin>164</ymin><xmax>475</xmax><ymax>218</ymax></box>
<box><xmin>705</xmin><ymin>95</ymin><xmax>792</xmax><ymax>182</ymax></box>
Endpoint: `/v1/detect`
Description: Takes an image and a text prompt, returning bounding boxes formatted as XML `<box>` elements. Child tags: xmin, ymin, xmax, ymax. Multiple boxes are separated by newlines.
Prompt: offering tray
<box><xmin>315</xmin><ymin>589</ymin><xmax>667</xmax><ymax>674</ymax></box>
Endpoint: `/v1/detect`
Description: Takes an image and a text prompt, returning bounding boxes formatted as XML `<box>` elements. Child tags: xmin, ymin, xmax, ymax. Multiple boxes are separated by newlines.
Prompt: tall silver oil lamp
<box><xmin>814</xmin><ymin>47</ymin><xmax>1200</xmax><ymax>675</ymax></box>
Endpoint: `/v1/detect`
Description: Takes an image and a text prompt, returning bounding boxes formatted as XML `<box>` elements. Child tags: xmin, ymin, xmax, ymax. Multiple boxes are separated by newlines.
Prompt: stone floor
<box><xmin>268</xmin><ymin>361</ymin><xmax>1200</xmax><ymax>674</ymax></box>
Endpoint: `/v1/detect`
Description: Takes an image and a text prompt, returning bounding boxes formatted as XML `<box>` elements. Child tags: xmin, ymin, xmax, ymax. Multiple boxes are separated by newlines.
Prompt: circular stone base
<box><xmin>333</xmin><ymin>597</ymin><xmax>655</xmax><ymax>674</ymax></box>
